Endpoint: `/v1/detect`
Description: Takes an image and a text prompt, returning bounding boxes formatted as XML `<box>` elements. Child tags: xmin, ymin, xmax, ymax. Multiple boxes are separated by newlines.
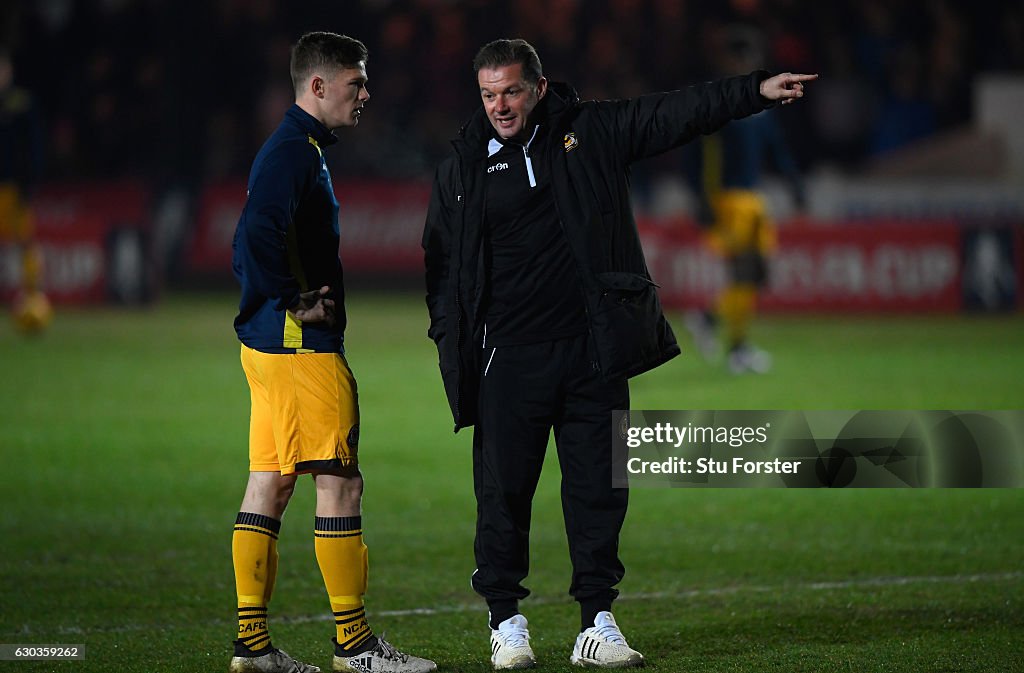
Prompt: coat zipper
<box><xmin>546</xmin><ymin>127</ymin><xmax>600</xmax><ymax>373</ymax></box>
<box><xmin>523</xmin><ymin>125</ymin><xmax>539</xmax><ymax>188</ymax></box>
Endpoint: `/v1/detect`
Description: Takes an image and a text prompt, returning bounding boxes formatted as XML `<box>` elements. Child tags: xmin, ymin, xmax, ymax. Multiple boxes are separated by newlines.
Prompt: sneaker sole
<box><xmin>493</xmin><ymin>655</ymin><xmax>537</xmax><ymax>670</ymax></box>
<box><xmin>493</xmin><ymin>659</ymin><xmax>536</xmax><ymax>667</ymax></box>
<box><xmin>570</xmin><ymin>654</ymin><xmax>644</xmax><ymax>668</ymax></box>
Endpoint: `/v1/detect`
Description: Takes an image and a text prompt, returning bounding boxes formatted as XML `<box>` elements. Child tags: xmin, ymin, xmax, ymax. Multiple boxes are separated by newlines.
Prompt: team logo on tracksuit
<box><xmin>563</xmin><ymin>132</ymin><xmax>579</xmax><ymax>153</ymax></box>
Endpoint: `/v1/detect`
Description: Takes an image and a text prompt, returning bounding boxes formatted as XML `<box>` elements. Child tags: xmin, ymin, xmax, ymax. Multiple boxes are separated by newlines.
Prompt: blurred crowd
<box><xmin>3</xmin><ymin>0</ymin><xmax>1024</xmax><ymax>187</ymax></box>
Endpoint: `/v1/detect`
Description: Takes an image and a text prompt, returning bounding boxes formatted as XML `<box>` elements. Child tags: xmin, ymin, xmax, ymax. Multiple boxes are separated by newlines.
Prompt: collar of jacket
<box><xmin>451</xmin><ymin>81</ymin><xmax>580</xmax><ymax>157</ymax></box>
<box><xmin>285</xmin><ymin>104</ymin><xmax>339</xmax><ymax>148</ymax></box>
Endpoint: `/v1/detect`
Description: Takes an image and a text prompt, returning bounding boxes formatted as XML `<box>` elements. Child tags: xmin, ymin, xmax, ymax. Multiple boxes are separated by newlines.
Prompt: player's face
<box><xmin>321</xmin><ymin>62</ymin><xmax>369</xmax><ymax>129</ymax></box>
<box><xmin>478</xmin><ymin>63</ymin><xmax>546</xmax><ymax>142</ymax></box>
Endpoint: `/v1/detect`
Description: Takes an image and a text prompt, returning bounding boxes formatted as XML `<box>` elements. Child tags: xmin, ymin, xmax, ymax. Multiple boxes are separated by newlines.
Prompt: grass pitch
<box><xmin>1</xmin><ymin>294</ymin><xmax>1022</xmax><ymax>672</ymax></box>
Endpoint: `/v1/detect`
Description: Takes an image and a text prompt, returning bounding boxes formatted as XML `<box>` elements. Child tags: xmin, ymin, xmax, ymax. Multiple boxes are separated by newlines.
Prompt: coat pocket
<box><xmin>589</xmin><ymin>271</ymin><xmax>678</xmax><ymax>380</ymax></box>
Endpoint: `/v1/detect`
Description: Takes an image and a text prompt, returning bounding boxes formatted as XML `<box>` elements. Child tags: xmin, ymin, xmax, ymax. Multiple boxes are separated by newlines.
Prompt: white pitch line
<box><xmin>285</xmin><ymin>570</ymin><xmax>1024</xmax><ymax>624</ymax></box>
<box><xmin>40</xmin><ymin>571</ymin><xmax>1022</xmax><ymax>635</ymax></box>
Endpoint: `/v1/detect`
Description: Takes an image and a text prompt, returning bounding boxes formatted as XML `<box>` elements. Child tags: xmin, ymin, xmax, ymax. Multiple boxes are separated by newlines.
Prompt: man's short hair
<box><xmin>473</xmin><ymin>39</ymin><xmax>543</xmax><ymax>85</ymax></box>
<box><xmin>290</xmin><ymin>32</ymin><xmax>368</xmax><ymax>93</ymax></box>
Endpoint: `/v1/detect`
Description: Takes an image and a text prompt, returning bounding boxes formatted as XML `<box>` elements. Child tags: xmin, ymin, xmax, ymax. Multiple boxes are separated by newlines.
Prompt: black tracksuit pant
<box><xmin>470</xmin><ymin>333</ymin><xmax>630</xmax><ymax>629</ymax></box>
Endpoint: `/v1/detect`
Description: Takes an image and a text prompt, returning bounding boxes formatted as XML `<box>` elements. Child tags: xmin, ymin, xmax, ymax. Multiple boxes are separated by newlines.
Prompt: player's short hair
<box><xmin>290</xmin><ymin>32</ymin><xmax>368</xmax><ymax>94</ymax></box>
<box><xmin>473</xmin><ymin>39</ymin><xmax>543</xmax><ymax>85</ymax></box>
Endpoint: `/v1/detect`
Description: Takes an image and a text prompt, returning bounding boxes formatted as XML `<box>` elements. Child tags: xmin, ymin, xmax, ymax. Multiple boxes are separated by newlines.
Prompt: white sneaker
<box><xmin>490</xmin><ymin>614</ymin><xmax>536</xmax><ymax>670</ymax></box>
<box><xmin>333</xmin><ymin>636</ymin><xmax>436</xmax><ymax>673</ymax></box>
<box><xmin>229</xmin><ymin>648</ymin><xmax>321</xmax><ymax>673</ymax></box>
<box><xmin>570</xmin><ymin>612</ymin><xmax>644</xmax><ymax>668</ymax></box>
<box><xmin>727</xmin><ymin>344</ymin><xmax>772</xmax><ymax>374</ymax></box>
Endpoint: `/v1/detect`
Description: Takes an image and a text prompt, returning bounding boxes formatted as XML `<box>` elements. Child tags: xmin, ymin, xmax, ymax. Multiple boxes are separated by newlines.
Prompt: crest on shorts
<box><xmin>347</xmin><ymin>424</ymin><xmax>360</xmax><ymax>450</ymax></box>
<box><xmin>563</xmin><ymin>132</ymin><xmax>579</xmax><ymax>153</ymax></box>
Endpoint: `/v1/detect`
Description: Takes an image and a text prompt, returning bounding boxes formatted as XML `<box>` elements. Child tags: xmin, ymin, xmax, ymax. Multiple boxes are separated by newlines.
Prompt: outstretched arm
<box><xmin>759</xmin><ymin>73</ymin><xmax>818</xmax><ymax>105</ymax></box>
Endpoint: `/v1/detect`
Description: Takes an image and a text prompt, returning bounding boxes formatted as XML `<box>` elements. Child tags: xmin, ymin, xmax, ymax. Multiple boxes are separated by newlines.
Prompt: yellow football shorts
<box><xmin>706</xmin><ymin>189</ymin><xmax>777</xmax><ymax>257</ymax></box>
<box><xmin>0</xmin><ymin>184</ymin><xmax>33</xmax><ymax>241</ymax></box>
<box><xmin>240</xmin><ymin>344</ymin><xmax>359</xmax><ymax>475</ymax></box>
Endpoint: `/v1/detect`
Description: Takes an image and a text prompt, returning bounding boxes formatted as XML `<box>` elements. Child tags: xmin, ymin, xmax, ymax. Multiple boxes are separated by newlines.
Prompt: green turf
<box><xmin>1</xmin><ymin>294</ymin><xmax>1022</xmax><ymax>672</ymax></box>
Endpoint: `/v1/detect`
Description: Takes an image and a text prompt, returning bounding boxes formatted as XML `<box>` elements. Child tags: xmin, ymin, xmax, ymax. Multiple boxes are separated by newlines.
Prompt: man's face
<box><xmin>478</xmin><ymin>63</ymin><xmax>546</xmax><ymax>142</ymax></box>
<box><xmin>320</xmin><ymin>62</ymin><xmax>369</xmax><ymax>129</ymax></box>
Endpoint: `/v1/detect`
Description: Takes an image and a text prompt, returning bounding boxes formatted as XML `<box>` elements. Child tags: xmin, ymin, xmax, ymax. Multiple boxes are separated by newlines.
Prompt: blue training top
<box><xmin>232</xmin><ymin>105</ymin><xmax>346</xmax><ymax>354</ymax></box>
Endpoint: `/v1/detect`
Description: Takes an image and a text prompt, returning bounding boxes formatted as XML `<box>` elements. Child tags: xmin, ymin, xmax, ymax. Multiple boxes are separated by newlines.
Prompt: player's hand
<box><xmin>759</xmin><ymin>73</ymin><xmax>818</xmax><ymax>105</ymax></box>
<box><xmin>289</xmin><ymin>285</ymin><xmax>336</xmax><ymax>326</ymax></box>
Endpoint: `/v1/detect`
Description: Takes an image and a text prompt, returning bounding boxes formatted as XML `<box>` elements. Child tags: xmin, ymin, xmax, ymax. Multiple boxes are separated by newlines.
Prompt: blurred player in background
<box><xmin>0</xmin><ymin>49</ymin><xmax>49</xmax><ymax>334</ymax></box>
<box><xmin>683</xmin><ymin>26</ymin><xmax>807</xmax><ymax>374</ymax></box>
<box><xmin>230</xmin><ymin>32</ymin><xmax>435</xmax><ymax>673</ymax></box>
<box><xmin>424</xmin><ymin>37</ymin><xmax>815</xmax><ymax>669</ymax></box>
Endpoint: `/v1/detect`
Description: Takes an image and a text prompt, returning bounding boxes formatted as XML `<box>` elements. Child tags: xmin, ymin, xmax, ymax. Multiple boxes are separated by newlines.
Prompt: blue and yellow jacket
<box><xmin>232</xmin><ymin>105</ymin><xmax>346</xmax><ymax>353</ymax></box>
<box><xmin>685</xmin><ymin>110</ymin><xmax>806</xmax><ymax>224</ymax></box>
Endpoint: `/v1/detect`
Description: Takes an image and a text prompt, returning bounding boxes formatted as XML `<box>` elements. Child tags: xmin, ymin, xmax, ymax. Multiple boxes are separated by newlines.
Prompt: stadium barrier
<box><xmin>639</xmin><ymin>218</ymin><xmax>1023</xmax><ymax>313</ymax></box>
<box><xmin>0</xmin><ymin>182</ymin><xmax>156</xmax><ymax>305</ymax></box>
<box><xmin>2</xmin><ymin>180</ymin><xmax>1020</xmax><ymax>313</ymax></box>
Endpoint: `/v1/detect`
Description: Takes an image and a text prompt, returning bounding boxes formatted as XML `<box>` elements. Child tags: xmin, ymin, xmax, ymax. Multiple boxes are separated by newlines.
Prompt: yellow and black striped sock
<box><xmin>232</xmin><ymin>512</ymin><xmax>281</xmax><ymax>656</ymax></box>
<box><xmin>717</xmin><ymin>284</ymin><xmax>758</xmax><ymax>349</ymax></box>
<box><xmin>315</xmin><ymin>515</ymin><xmax>376</xmax><ymax>655</ymax></box>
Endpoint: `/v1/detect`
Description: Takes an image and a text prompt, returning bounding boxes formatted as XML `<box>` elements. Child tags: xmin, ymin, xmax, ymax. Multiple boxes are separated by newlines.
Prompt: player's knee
<box><xmin>242</xmin><ymin>472</ymin><xmax>298</xmax><ymax>517</ymax></box>
<box><xmin>272</xmin><ymin>478</ymin><xmax>297</xmax><ymax>511</ymax></box>
<box><xmin>313</xmin><ymin>469</ymin><xmax>363</xmax><ymax>515</ymax></box>
<box><xmin>340</xmin><ymin>473</ymin><xmax>364</xmax><ymax>506</ymax></box>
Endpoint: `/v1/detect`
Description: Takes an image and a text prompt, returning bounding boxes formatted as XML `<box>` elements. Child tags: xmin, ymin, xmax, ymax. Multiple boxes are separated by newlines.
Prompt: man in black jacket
<box><xmin>422</xmin><ymin>38</ymin><xmax>814</xmax><ymax>669</ymax></box>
